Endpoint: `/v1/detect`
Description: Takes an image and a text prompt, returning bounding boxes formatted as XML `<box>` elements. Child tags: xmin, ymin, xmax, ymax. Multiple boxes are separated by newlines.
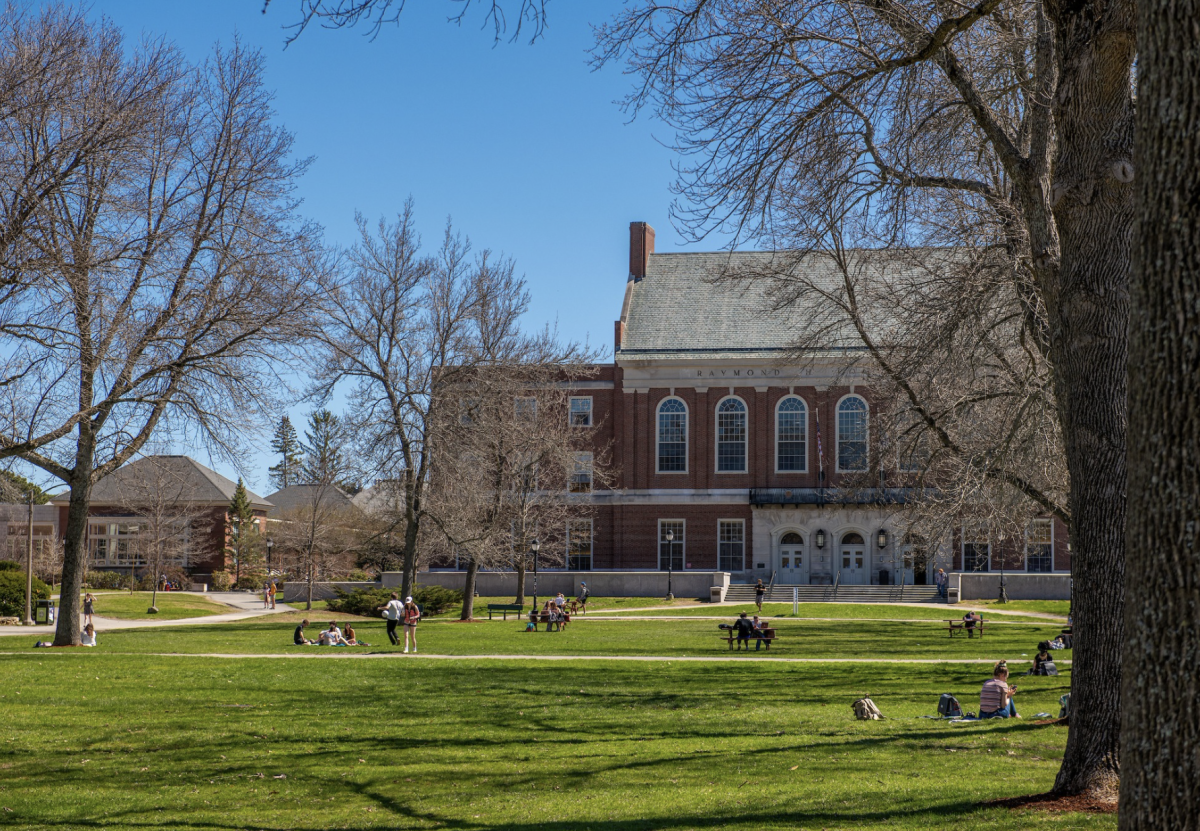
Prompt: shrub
<box><xmin>0</xmin><ymin>560</ymin><xmax>21</xmax><ymax>572</ymax></box>
<box><xmin>412</xmin><ymin>584</ymin><xmax>463</xmax><ymax>616</ymax></box>
<box><xmin>326</xmin><ymin>584</ymin><xmax>464</xmax><ymax>618</ymax></box>
<box><xmin>0</xmin><ymin>570</ymin><xmax>50</xmax><ymax>617</ymax></box>
<box><xmin>83</xmin><ymin>570</ymin><xmax>134</xmax><ymax>590</ymax></box>
<box><xmin>208</xmin><ymin>571</ymin><xmax>232</xmax><ymax>591</ymax></box>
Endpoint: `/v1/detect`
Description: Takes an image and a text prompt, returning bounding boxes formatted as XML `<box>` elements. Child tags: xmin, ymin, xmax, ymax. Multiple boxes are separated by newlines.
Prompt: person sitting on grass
<box><xmin>319</xmin><ymin>622</ymin><xmax>349</xmax><ymax>647</ymax></box>
<box><xmin>732</xmin><ymin>612</ymin><xmax>755</xmax><ymax>650</ymax></box>
<box><xmin>979</xmin><ymin>660</ymin><xmax>1020</xmax><ymax>718</ymax></box>
<box><xmin>80</xmin><ymin>623</ymin><xmax>97</xmax><ymax>647</ymax></box>
<box><xmin>1028</xmin><ymin>642</ymin><xmax>1053</xmax><ymax>675</ymax></box>
<box><xmin>342</xmin><ymin>623</ymin><xmax>368</xmax><ymax>646</ymax></box>
<box><xmin>294</xmin><ymin>619</ymin><xmax>314</xmax><ymax>645</ymax></box>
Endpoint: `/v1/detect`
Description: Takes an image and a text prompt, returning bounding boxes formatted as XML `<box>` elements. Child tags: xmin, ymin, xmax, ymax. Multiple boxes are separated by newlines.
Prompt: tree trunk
<box><xmin>1121</xmin><ymin>0</ymin><xmax>1200</xmax><ymax>822</ymax></box>
<box><xmin>401</xmin><ymin>516</ymin><xmax>419</xmax><ymax>601</ymax></box>
<box><xmin>460</xmin><ymin>557</ymin><xmax>479</xmax><ymax>621</ymax></box>
<box><xmin>515</xmin><ymin>557</ymin><xmax>526</xmax><ymax>606</ymax></box>
<box><xmin>306</xmin><ymin>554</ymin><xmax>314</xmax><ymax>611</ymax></box>
<box><xmin>52</xmin><ymin>468</ymin><xmax>94</xmax><ymax>647</ymax></box>
<box><xmin>1042</xmin><ymin>0</ymin><xmax>1135</xmax><ymax>797</ymax></box>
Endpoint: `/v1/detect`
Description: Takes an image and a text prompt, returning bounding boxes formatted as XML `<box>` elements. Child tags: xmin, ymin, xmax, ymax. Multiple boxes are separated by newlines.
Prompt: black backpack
<box><xmin>938</xmin><ymin>693</ymin><xmax>964</xmax><ymax>718</ymax></box>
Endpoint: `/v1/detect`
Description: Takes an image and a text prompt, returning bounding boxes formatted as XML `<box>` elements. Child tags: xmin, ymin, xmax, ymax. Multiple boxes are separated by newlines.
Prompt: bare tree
<box><xmin>1122</xmin><ymin>0</ymin><xmax>1200</xmax><ymax>822</ymax></box>
<box><xmin>0</xmin><ymin>20</ymin><xmax>323</xmax><ymax>646</ymax></box>
<box><xmin>428</xmin><ymin>362</ymin><xmax>613</xmax><ymax>620</ymax></box>
<box><xmin>266</xmin><ymin>0</ymin><xmax>550</xmax><ymax>44</ymax></box>
<box><xmin>310</xmin><ymin>202</ymin><xmax>584</xmax><ymax>601</ymax></box>
<box><xmin>273</xmin><ymin>487</ymin><xmax>359</xmax><ymax>611</ymax></box>
<box><xmin>594</xmin><ymin>0</ymin><xmax>1131</xmax><ymax>798</ymax></box>
<box><xmin>117</xmin><ymin>457</ymin><xmax>215</xmax><ymax>613</ymax></box>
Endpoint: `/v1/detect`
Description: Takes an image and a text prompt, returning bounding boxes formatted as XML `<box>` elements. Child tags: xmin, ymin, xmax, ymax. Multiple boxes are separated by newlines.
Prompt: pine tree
<box><xmin>225</xmin><ymin>478</ymin><xmax>260</xmax><ymax>585</ymax></box>
<box><xmin>301</xmin><ymin>410</ymin><xmax>348</xmax><ymax>485</ymax></box>
<box><xmin>268</xmin><ymin>416</ymin><xmax>302</xmax><ymax>490</ymax></box>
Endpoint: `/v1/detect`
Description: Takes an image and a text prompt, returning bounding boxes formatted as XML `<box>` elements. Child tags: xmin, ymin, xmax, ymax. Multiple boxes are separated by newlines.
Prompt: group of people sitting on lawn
<box><xmin>293</xmin><ymin>619</ymin><xmax>368</xmax><ymax>647</ymax></box>
<box><xmin>968</xmin><ymin>637</ymin><xmax>1066</xmax><ymax>719</ymax></box>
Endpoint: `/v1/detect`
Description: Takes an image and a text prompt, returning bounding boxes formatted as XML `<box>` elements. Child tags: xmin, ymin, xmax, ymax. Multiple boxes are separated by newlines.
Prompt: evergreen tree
<box><xmin>301</xmin><ymin>410</ymin><xmax>348</xmax><ymax>485</ymax></box>
<box><xmin>225</xmin><ymin>478</ymin><xmax>261</xmax><ymax>585</ymax></box>
<box><xmin>268</xmin><ymin>415</ymin><xmax>302</xmax><ymax>490</ymax></box>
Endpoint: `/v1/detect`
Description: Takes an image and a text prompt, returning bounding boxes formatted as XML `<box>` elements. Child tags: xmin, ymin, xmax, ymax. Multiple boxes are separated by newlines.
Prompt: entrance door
<box><xmin>778</xmin><ymin>532</ymin><xmax>808</xmax><ymax>584</ymax></box>
<box><xmin>839</xmin><ymin>532</ymin><xmax>867</xmax><ymax>585</ymax></box>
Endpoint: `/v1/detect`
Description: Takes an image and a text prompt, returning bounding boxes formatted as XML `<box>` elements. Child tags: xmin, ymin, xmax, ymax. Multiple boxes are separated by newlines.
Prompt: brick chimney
<box><xmin>629</xmin><ymin>221</ymin><xmax>655</xmax><ymax>281</ymax></box>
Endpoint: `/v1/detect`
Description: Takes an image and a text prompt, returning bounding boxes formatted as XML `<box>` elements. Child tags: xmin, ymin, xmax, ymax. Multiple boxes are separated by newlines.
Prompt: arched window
<box><xmin>780</xmin><ymin>532</ymin><xmax>805</xmax><ymax>545</ymax></box>
<box><xmin>837</xmin><ymin>395</ymin><xmax>869</xmax><ymax>472</ymax></box>
<box><xmin>656</xmin><ymin>398</ymin><xmax>688</xmax><ymax>473</ymax></box>
<box><xmin>716</xmin><ymin>397</ymin><xmax>747</xmax><ymax>472</ymax></box>
<box><xmin>776</xmin><ymin>396</ymin><xmax>807</xmax><ymax>472</ymax></box>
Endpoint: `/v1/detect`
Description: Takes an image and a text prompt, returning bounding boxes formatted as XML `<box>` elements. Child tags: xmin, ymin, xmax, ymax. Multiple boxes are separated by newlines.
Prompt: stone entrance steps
<box><xmin>725</xmin><ymin>584</ymin><xmax>943</xmax><ymax>604</ymax></box>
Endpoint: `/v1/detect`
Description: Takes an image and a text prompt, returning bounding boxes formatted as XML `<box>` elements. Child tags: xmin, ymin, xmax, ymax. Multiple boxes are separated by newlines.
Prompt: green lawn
<box><xmin>968</xmin><ymin>600</ymin><xmax>1071</xmax><ymax>617</ymax></box>
<box><xmin>74</xmin><ymin>591</ymin><xmax>233</xmax><ymax>620</ymax></box>
<box><xmin>0</xmin><ymin>613</ymin><xmax>1070</xmax><ymax>663</ymax></box>
<box><xmin>433</xmin><ymin>595</ymin><xmax>706</xmax><ymax>616</ymax></box>
<box><xmin>0</xmin><ymin>651</ymin><xmax>1105</xmax><ymax>831</ymax></box>
<box><xmin>605</xmin><ymin>602</ymin><xmax>1052</xmax><ymax>622</ymax></box>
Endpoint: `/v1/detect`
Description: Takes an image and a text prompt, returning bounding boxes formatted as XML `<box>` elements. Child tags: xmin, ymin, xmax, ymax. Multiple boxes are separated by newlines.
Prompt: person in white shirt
<box><xmin>80</xmin><ymin>624</ymin><xmax>97</xmax><ymax>647</ymax></box>
<box><xmin>377</xmin><ymin>592</ymin><xmax>404</xmax><ymax>646</ymax></box>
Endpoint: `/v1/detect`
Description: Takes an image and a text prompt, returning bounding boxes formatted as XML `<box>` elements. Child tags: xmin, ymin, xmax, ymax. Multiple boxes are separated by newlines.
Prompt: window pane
<box><xmin>568</xmin><ymin>521</ymin><xmax>592</xmax><ymax>571</ymax></box>
<box><xmin>569</xmin><ymin>452</ymin><xmax>593</xmax><ymax>493</ymax></box>
<box><xmin>1026</xmin><ymin>520</ymin><xmax>1053</xmax><ymax>572</ymax></box>
<box><xmin>717</xmin><ymin>398</ymin><xmax>746</xmax><ymax>472</ymax></box>
<box><xmin>837</xmin><ymin>397</ymin><xmax>868</xmax><ymax>471</ymax></box>
<box><xmin>657</xmin><ymin>399</ymin><xmax>688</xmax><ymax>472</ymax></box>
<box><xmin>570</xmin><ymin>397</ymin><xmax>592</xmax><ymax>427</ymax></box>
<box><xmin>659</xmin><ymin>520</ymin><xmax>684</xmax><ymax>570</ymax></box>
<box><xmin>719</xmin><ymin>520</ymin><xmax>744</xmax><ymax>571</ymax></box>
<box><xmin>777</xmin><ymin>397</ymin><xmax>807</xmax><ymax>471</ymax></box>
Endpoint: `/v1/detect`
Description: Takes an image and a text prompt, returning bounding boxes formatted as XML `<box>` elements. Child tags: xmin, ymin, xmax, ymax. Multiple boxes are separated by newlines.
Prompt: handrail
<box><xmin>824</xmin><ymin>570</ymin><xmax>841</xmax><ymax>601</ymax></box>
<box><xmin>767</xmin><ymin>569</ymin><xmax>778</xmax><ymax>597</ymax></box>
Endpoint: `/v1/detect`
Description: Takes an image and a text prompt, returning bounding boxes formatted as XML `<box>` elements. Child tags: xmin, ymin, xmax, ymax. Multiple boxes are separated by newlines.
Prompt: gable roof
<box><xmin>52</xmin><ymin>455</ymin><xmax>273</xmax><ymax>509</ymax></box>
<box><xmin>617</xmin><ymin>249</ymin><xmax>941</xmax><ymax>362</ymax></box>
<box><xmin>264</xmin><ymin>484</ymin><xmax>357</xmax><ymax>516</ymax></box>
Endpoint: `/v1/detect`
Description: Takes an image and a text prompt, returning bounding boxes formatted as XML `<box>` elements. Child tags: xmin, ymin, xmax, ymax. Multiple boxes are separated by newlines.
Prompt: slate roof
<box><xmin>618</xmin><ymin>249</ymin><xmax>944</xmax><ymax>361</ymax></box>
<box><xmin>56</xmin><ymin>455</ymin><xmax>273</xmax><ymax>509</ymax></box>
<box><xmin>264</xmin><ymin>484</ymin><xmax>357</xmax><ymax>516</ymax></box>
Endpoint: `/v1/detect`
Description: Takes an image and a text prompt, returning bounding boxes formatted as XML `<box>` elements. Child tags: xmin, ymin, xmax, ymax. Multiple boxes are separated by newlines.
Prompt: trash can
<box><xmin>35</xmin><ymin>599</ymin><xmax>55</xmax><ymax>625</ymax></box>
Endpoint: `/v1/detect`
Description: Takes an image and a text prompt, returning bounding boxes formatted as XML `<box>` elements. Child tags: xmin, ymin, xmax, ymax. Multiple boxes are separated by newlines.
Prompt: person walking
<box><xmin>935</xmin><ymin>568</ymin><xmax>948</xmax><ymax>599</ymax></box>
<box><xmin>576</xmin><ymin>581</ymin><xmax>590</xmax><ymax>614</ymax></box>
<box><xmin>755</xmin><ymin>579</ymin><xmax>766</xmax><ymax>612</ymax></box>
<box><xmin>401</xmin><ymin>596</ymin><xmax>421</xmax><ymax>653</ymax></box>
<box><xmin>377</xmin><ymin>592</ymin><xmax>404</xmax><ymax>646</ymax></box>
<box><xmin>82</xmin><ymin>593</ymin><xmax>95</xmax><ymax>627</ymax></box>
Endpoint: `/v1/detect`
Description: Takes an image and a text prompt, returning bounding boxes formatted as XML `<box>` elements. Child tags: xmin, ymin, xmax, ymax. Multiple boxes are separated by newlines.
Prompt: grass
<box><xmin>72</xmin><ymin>591</ymin><xmax>233</xmax><ymax>621</ymax></box>
<box><xmin>968</xmin><ymin>600</ymin><xmax>1071</xmax><ymax>617</ymax></box>
<box><xmin>433</xmin><ymin>595</ymin><xmax>706</xmax><ymax>616</ymax></box>
<box><xmin>0</xmin><ymin>652</ymin><xmax>1107</xmax><ymax>831</ymax></box>
<box><xmin>604</xmin><ymin>602</ymin><xmax>1052</xmax><ymax>622</ymax></box>
<box><xmin>0</xmin><ymin>613</ymin><xmax>1070</xmax><ymax>663</ymax></box>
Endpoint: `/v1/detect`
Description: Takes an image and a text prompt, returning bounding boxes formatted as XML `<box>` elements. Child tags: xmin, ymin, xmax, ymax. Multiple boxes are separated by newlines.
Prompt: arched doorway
<box><xmin>839</xmin><ymin>532</ymin><xmax>867</xmax><ymax>585</ymax></box>
<box><xmin>778</xmin><ymin>531</ymin><xmax>808</xmax><ymax>583</ymax></box>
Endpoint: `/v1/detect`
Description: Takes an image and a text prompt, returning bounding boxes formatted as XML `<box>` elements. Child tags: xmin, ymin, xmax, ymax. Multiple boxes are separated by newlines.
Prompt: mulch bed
<box><xmin>988</xmin><ymin>792</ymin><xmax>1118</xmax><ymax>815</ymax></box>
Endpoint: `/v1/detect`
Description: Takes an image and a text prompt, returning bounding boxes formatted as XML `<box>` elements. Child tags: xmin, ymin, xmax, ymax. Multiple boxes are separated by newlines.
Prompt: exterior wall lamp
<box><xmin>877</xmin><ymin>529</ymin><xmax>888</xmax><ymax>549</ymax></box>
<box><xmin>815</xmin><ymin>529</ymin><xmax>826</xmax><ymax>549</ymax></box>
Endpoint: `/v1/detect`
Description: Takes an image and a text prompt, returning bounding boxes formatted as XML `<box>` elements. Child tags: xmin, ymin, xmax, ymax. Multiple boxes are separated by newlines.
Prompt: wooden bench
<box><xmin>945</xmin><ymin>619</ymin><xmax>986</xmax><ymax>638</ymax></box>
<box><xmin>720</xmin><ymin>628</ymin><xmax>778</xmax><ymax>650</ymax></box>
<box><xmin>487</xmin><ymin>603</ymin><xmax>524</xmax><ymax>620</ymax></box>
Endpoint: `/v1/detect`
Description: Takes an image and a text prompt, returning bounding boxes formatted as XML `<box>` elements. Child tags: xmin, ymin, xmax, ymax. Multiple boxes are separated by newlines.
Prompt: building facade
<box><xmin>475</xmin><ymin>221</ymin><xmax>1070</xmax><ymax>584</ymax></box>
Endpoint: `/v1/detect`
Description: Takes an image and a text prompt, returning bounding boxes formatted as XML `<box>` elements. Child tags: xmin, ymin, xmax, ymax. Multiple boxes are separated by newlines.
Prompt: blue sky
<box><xmin>56</xmin><ymin>1</ymin><xmax>724</xmax><ymax>494</ymax></box>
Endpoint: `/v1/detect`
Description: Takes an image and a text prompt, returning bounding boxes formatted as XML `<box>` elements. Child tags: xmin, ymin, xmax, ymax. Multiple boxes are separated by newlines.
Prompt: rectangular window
<box><xmin>515</xmin><ymin>397</ymin><xmax>537</xmax><ymax>421</ymax></box>
<box><xmin>569</xmin><ymin>452</ymin><xmax>593</xmax><ymax>493</ymax></box>
<box><xmin>658</xmin><ymin>520</ymin><xmax>684</xmax><ymax>570</ymax></box>
<box><xmin>962</xmin><ymin>528</ymin><xmax>990</xmax><ymax>572</ymax></box>
<box><xmin>567</xmin><ymin>520</ymin><xmax>592</xmax><ymax>571</ymax></box>
<box><xmin>776</xmin><ymin>401</ymin><xmax>807</xmax><ymax>472</ymax></box>
<box><xmin>569</xmin><ymin>396</ymin><xmax>593</xmax><ymax>427</ymax></box>
<box><xmin>1026</xmin><ymin>519</ymin><xmax>1053</xmax><ymax>572</ymax></box>
<box><xmin>718</xmin><ymin>520</ymin><xmax>745</xmax><ymax>571</ymax></box>
<box><xmin>657</xmin><ymin>402</ymin><xmax>688</xmax><ymax>473</ymax></box>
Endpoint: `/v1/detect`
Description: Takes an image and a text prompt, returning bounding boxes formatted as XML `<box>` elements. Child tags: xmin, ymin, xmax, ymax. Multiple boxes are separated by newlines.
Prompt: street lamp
<box><xmin>529</xmin><ymin>538</ymin><xmax>541</xmax><ymax>614</ymax></box>
<box><xmin>665</xmin><ymin>529</ymin><xmax>675</xmax><ymax>601</ymax></box>
<box><xmin>998</xmin><ymin>555</ymin><xmax>1009</xmax><ymax>603</ymax></box>
<box><xmin>265</xmin><ymin>538</ymin><xmax>274</xmax><ymax>572</ymax></box>
<box><xmin>23</xmin><ymin>490</ymin><xmax>34</xmax><ymax>626</ymax></box>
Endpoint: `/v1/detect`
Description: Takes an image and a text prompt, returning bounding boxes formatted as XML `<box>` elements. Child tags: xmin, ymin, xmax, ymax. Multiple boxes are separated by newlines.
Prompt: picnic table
<box><xmin>945</xmin><ymin>618</ymin><xmax>986</xmax><ymax>638</ymax></box>
<box><xmin>719</xmin><ymin>627</ymin><xmax>778</xmax><ymax>650</ymax></box>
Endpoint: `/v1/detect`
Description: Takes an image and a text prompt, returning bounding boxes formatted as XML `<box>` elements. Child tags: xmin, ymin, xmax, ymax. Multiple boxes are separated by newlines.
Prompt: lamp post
<box><xmin>665</xmin><ymin>529</ymin><xmax>675</xmax><ymax>601</ymax></box>
<box><xmin>529</xmin><ymin>538</ymin><xmax>540</xmax><ymax>614</ymax></box>
<box><xmin>998</xmin><ymin>559</ymin><xmax>1009</xmax><ymax>603</ymax></box>
<box><xmin>23</xmin><ymin>490</ymin><xmax>34</xmax><ymax>626</ymax></box>
<box><xmin>265</xmin><ymin>538</ymin><xmax>274</xmax><ymax>573</ymax></box>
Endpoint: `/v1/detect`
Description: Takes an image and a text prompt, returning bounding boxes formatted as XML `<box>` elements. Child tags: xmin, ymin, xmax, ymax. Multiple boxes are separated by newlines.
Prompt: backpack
<box><xmin>937</xmin><ymin>693</ymin><xmax>964</xmax><ymax>718</ymax></box>
<box><xmin>1059</xmin><ymin>693</ymin><xmax>1071</xmax><ymax>719</ymax></box>
<box><xmin>1041</xmin><ymin>660</ymin><xmax>1059</xmax><ymax>676</ymax></box>
<box><xmin>852</xmin><ymin>698</ymin><xmax>884</xmax><ymax>720</ymax></box>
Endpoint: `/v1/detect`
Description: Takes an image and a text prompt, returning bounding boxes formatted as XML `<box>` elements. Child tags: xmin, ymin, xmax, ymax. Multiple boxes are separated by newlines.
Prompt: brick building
<box><xmin>466</xmin><ymin>221</ymin><xmax>1070</xmax><ymax>586</ymax></box>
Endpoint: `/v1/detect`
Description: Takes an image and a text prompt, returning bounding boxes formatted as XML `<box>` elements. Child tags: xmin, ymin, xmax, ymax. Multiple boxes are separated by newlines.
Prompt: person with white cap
<box><xmin>401</xmin><ymin>595</ymin><xmax>421</xmax><ymax>653</ymax></box>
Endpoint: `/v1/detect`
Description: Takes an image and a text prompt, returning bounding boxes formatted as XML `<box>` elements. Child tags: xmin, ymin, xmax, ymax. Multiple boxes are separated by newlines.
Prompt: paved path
<box><xmin>0</xmin><ymin>592</ymin><xmax>293</xmax><ymax>638</ymax></box>
<box><xmin>614</xmin><ymin>601</ymin><xmax>1068</xmax><ymax>621</ymax></box>
<box><xmin>11</xmin><ymin>650</ymin><xmax>1073</xmax><ymax>664</ymax></box>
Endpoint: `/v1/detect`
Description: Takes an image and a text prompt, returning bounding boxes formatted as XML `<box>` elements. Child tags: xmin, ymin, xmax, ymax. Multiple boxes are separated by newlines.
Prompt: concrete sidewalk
<box><xmin>0</xmin><ymin>591</ymin><xmax>293</xmax><ymax>638</ymax></box>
